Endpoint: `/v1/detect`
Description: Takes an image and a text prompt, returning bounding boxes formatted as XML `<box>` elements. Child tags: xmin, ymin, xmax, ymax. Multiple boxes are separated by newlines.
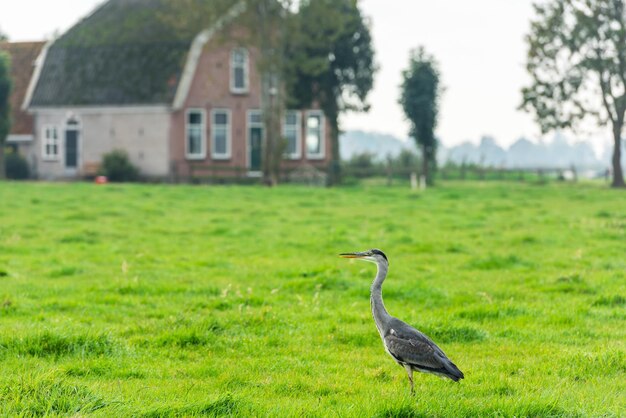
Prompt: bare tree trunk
<box><xmin>0</xmin><ymin>142</ymin><xmax>5</xmax><ymax>180</ymax></box>
<box><xmin>421</xmin><ymin>144</ymin><xmax>429</xmax><ymax>184</ymax></box>
<box><xmin>328</xmin><ymin>120</ymin><xmax>341</xmax><ymax>186</ymax></box>
<box><xmin>257</xmin><ymin>0</ymin><xmax>281</xmax><ymax>187</ymax></box>
<box><xmin>611</xmin><ymin>124</ymin><xmax>625</xmax><ymax>188</ymax></box>
<box><xmin>261</xmin><ymin>74</ymin><xmax>279</xmax><ymax>187</ymax></box>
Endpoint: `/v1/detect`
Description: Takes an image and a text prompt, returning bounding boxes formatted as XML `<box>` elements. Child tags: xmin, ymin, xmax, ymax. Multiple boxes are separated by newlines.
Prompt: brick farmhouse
<box><xmin>3</xmin><ymin>0</ymin><xmax>331</xmax><ymax>181</ymax></box>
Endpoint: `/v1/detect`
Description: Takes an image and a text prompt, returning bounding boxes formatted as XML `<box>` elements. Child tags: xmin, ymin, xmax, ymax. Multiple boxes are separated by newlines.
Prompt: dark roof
<box><xmin>30</xmin><ymin>0</ymin><xmax>198</xmax><ymax>107</ymax></box>
<box><xmin>0</xmin><ymin>41</ymin><xmax>45</xmax><ymax>134</ymax></box>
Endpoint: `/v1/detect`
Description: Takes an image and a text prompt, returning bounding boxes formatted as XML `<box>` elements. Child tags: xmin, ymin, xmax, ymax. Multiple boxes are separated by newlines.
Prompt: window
<box><xmin>249</xmin><ymin>111</ymin><xmax>262</xmax><ymax>126</ymax></box>
<box><xmin>42</xmin><ymin>125</ymin><xmax>59</xmax><ymax>160</ymax></box>
<box><xmin>185</xmin><ymin>109</ymin><xmax>206</xmax><ymax>159</ymax></box>
<box><xmin>230</xmin><ymin>48</ymin><xmax>249</xmax><ymax>94</ymax></box>
<box><xmin>211</xmin><ymin>109</ymin><xmax>231</xmax><ymax>159</ymax></box>
<box><xmin>283</xmin><ymin>111</ymin><xmax>301</xmax><ymax>159</ymax></box>
<box><xmin>305</xmin><ymin>111</ymin><xmax>324</xmax><ymax>159</ymax></box>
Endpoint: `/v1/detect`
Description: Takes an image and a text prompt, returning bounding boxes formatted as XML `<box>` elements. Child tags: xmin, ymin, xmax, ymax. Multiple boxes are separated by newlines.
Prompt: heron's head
<box><xmin>339</xmin><ymin>249</ymin><xmax>388</xmax><ymax>265</ymax></box>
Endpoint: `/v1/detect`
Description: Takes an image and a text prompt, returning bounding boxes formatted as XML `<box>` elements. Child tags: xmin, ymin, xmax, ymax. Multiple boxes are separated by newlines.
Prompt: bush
<box><xmin>390</xmin><ymin>149</ymin><xmax>420</xmax><ymax>172</ymax></box>
<box><xmin>99</xmin><ymin>150</ymin><xmax>139</xmax><ymax>182</ymax></box>
<box><xmin>4</xmin><ymin>151</ymin><xmax>30</xmax><ymax>180</ymax></box>
<box><xmin>343</xmin><ymin>152</ymin><xmax>383</xmax><ymax>178</ymax></box>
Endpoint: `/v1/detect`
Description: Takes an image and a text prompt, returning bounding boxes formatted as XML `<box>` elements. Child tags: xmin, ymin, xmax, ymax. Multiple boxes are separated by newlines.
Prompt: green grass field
<box><xmin>0</xmin><ymin>181</ymin><xmax>624</xmax><ymax>417</ymax></box>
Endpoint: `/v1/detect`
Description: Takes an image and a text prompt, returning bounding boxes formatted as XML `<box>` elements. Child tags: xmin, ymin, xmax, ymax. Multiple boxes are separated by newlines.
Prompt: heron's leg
<box><xmin>404</xmin><ymin>365</ymin><xmax>414</xmax><ymax>396</ymax></box>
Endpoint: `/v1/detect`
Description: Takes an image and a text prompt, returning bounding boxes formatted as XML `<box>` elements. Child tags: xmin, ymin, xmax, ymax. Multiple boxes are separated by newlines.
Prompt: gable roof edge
<box><xmin>172</xmin><ymin>1</ymin><xmax>246</xmax><ymax>111</ymax></box>
<box><xmin>23</xmin><ymin>40</ymin><xmax>53</xmax><ymax>111</ymax></box>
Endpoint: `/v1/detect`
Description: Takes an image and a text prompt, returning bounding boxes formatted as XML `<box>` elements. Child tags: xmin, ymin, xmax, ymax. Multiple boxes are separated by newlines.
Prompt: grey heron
<box><xmin>340</xmin><ymin>249</ymin><xmax>464</xmax><ymax>394</ymax></box>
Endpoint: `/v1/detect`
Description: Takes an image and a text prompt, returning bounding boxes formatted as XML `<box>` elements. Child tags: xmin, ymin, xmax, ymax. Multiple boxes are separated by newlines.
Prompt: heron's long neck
<box><xmin>370</xmin><ymin>261</ymin><xmax>392</xmax><ymax>336</ymax></box>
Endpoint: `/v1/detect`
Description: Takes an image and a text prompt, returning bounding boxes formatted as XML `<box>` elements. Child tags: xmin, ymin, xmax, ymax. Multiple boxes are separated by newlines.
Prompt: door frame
<box><xmin>63</xmin><ymin>116</ymin><xmax>81</xmax><ymax>174</ymax></box>
<box><xmin>246</xmin><ymin>109</ymin><xmax>263</xmax><ymax>177</ymax></box>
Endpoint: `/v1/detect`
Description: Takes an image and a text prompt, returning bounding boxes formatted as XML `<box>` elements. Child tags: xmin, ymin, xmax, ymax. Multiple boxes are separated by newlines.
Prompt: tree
<box><xmin>399</xmin><ymin>47</ymin><xmax>441</xmax><ymax>186</ymax></box>
<box><xmin>521</xmin><ymin>0</ymin><xmax>626</xmax><ymax>188</ymax></box>
<box><xmin>288</xmin><ymin>0</ymin><xmax>376</xmax><ymax>186</ymax></box>
<box><xmin>0</xmin><ymin>51</ymin><xmax>11</xmax><ymax>180</ymax></box>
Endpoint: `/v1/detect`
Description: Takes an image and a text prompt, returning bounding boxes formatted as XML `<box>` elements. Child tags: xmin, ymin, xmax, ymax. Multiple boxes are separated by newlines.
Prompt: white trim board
<box><xmin>7</xmin><ymin>134</ymin><xmax>34</xmax><ymax>143</ymax></box>
<box><xmin>23</xmin><ymin>40</ymin><xmax>53</xmax><ymax>111</ymax></box>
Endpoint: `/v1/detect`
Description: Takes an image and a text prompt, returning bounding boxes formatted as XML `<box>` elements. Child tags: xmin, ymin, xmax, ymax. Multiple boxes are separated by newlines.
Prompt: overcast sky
<box><xmin>0</xmin><ymin>1</ymin><xmax>606</xmax><ymax>148</ymax></box>
<box><xmin>349</xmin><ymin>0</ymin><xmax>541</xmax><ymax>147</ymax></box>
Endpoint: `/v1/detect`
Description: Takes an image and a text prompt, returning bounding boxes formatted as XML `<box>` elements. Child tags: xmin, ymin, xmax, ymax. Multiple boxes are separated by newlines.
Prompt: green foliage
<box><xmin>342</xmin><ymin>150</ymin><xmax>421</xmax><ymax>183</ymax></box>
<box><xmin>288</xmin><ymin>0</ymin><xmax>376</xmax><ymax>184</ymax></box>
<box><xmin>391</xmin><ymin>149</ymin><xmax>420</xmax><ymax>172</ymax></box>
<box><xmin>99</xmin><ymin>149</ymin><xmax>140</xmax><ymax>182</ymax></box>
<box><xmin>343</xmin><ymin>152</ymin><xmax>381</xmax><ymax>175</ymax></box>
<box><xmin>4</xmin><ymin>150</ymin><xmax>29</xmax><ymax>180</ymax></box>
<box><xmin>0</xmin><ymin>181</ymin><xmax>624</xmax><ymax>416</ymax></box>
<box><xmin>399</xmin><ymin>47</ymin><xmax>441</xmax><ymax>185</ymax></box>
<box><xmin>289</xmin><ymin>0</ymin><xmax>375</xmax><ymax>113</ymax></box>
<box><xmin>521</xmin><ymin>0</ymin><xmax>626</xmax><ymax>187</ymax></box>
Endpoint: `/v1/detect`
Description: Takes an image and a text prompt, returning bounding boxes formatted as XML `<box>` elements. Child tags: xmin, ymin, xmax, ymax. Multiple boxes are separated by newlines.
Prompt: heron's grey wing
<box><xmin>384</xmin><ymin>333</ymin><xmax>444</xmax><ymax>369</ymax></box>
<box><xmin>384</xmin><ymin>320</ymin><xmax>464</xmax><ymax>381</ymax></box>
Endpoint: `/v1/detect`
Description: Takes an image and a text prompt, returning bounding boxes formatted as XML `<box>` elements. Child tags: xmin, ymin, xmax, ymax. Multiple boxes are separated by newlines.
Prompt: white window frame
<box><xmin>230</xmin><ymin>48</ymin><xmax>249</xmax><ymax>94</ymax></box>
<box><xmin>211</xmin><ymin>108</ymin><xmax>232</xmax><ymax>160</ymax></box>
<box><xmin>185</xmin><ymin>108</ymin><xmax>207</xmax><ymax>160</ymax></box>
<box><xmin>283</xmin><ymin>110</ymin><xmax>302</xmax><ymax>160</ymax></box>
<box><xmin>41</xmin><ymin>124</ymin><xmax>60</xmax><ymax>161</ymax></box>
<box><xmin>305</xmin><ymin>110</ymin><xmax>325</xmax><ymax>160</ymax></box>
